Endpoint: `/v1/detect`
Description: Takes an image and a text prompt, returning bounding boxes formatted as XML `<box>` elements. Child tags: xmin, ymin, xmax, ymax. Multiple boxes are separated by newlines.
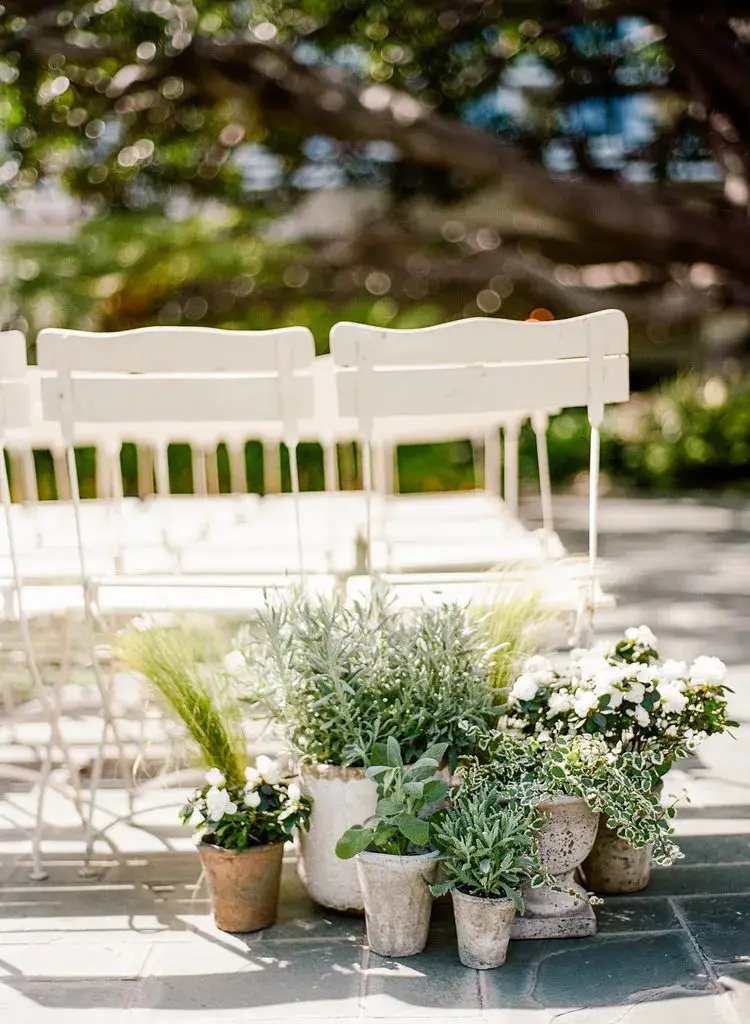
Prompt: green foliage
<box><xmin>119</xmin><ymin>622</ymin><xmax>248</xmax><ymax>787</ymax></box>
<box><xmin>335</xmin><ymin>739</ymin><xmax>449</xmax><ymax>859</ymax></box>
<box><xmin>430</xmin><ymin>780</ymin><xmax>543</xmax><ymax>910</ymax></box>
<box><xmin>239</xmin><ymin>590</ymin><xmax>500</xmax><ymax>769</ymax></box>
<box><xmin>474</xmin><ymin>586</ymin><xmax>554</xmax><ymax>691</ymax></box>
<box><xmin>477</xmin><ymin>733</ymin><xmax>683</xmax><ymax>866</ymax></box>
<box><xmin>181</xmin><ymin>765</ymin><xmax>312</xmax><ymax>851</ymax></box>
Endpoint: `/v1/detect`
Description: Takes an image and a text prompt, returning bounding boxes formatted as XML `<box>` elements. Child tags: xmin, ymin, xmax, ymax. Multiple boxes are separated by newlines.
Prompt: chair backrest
<box><xmin>0</xmin><ymin>331</ymin><xmax>32</xmax><ymax>437</ymax></box>
<box><xmin>37</xmin><ymin>326</ymin><xmax>316</xmax><ymax>447</ymax></box>
<box><xmin>329</xmin><ymin>311</ymin><xmax>628</xmax><ymax>433</ymax></box>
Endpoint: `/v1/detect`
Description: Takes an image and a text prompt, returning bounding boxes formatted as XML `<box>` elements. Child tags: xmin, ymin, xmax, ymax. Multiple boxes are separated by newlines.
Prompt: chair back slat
<box><xmin>0</xmin><ymin>330</ymin><xmax>28</xmax><ymax>376</ymax></box>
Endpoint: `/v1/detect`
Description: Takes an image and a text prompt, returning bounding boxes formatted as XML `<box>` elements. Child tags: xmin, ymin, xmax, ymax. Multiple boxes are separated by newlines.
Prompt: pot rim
<box><xmin>298</xmin><ymin>762</ymin><xmax>369</xmax><ymax>781</ymax></box>
<box><xmin>357</xmin><ymin>849</ymin><xmax>440</xmax><ymax>864</ymax></box>
<box><xmin>452</xmin><ymin>887</ymin><xmax>516</xmax><ymax>907</ymax></box>
<box><xmin>536</xmin><ymin>794</ymin><xmax>591</xmax><ymax>811</ymax></box>
<box><xmin>198</xmin><ymin>838</ymin><xmax>286</xmax><ymax>857</ymax></box>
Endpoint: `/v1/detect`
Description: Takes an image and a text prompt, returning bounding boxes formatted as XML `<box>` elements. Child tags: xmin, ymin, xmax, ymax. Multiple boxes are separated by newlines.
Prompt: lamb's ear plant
<box><xmin>120</xmin><ymin>621</ymin><xmax>248</xmax><ymax>786</ymax></box>
<box><xmin>335</xmin><ymin>739</ymin><xmax>449</xmax><ymax>858</ymax></box>
<box><xmin>430</xmin><ymin>782</ymin><xmax>545</xmax><ymax>912</ymax></box>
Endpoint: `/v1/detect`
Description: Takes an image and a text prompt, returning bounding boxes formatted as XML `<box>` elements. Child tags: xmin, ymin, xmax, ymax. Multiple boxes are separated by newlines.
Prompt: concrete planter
<box><xmin>357</xmin><ymin>850</ymin><xmax>440</xmax><ymax>956</ymax></box>
<box><xmin>297</xmin><ymin>763</ymin><xmax>377</xmax><ymax>912</ymax></box>
<box><xmin>451</xmin><ymin>889</ymin><xmax>516</xmax><ymax>969</ymax></box>
<box><xmin>512</xmin><ymin>795</ymin><xmax>599</xmax><ymax>940</ymax></box>
<box><xmin>582</xmin><ymin>820</ymin><xmax>652</xmax><ymax>893</ymax></box>
<box><xmin>198</xmin><ymin>840</ymin><xmax>284</xmax><ymax>933</ymax></box>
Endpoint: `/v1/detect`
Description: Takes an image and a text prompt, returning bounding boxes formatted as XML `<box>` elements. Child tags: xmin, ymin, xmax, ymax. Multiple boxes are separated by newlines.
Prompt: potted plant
<box><xmin>237</xmin><ymin>590</ymin><xmax>503</xmax><ymax>911</ymax></box>
<box><xmin>335</xmin><ymin>739</ymin><xmax>449</xmax><ymax>956</ymax></box>
<box><xmin>477</xmin><ymin>731</ymin><xmax>682</xmax><ymax>938</ymax></box>
<box><xmin>181</xmin><ymin>759</ymin><xmax>312</xmax><ymax>932</ymax></box>
<box><xmin>120</xmin><ymin>623</ymin><xmax>312</xmax><ymax>932</ymax></box>
<box><xmin>503</xmin><ymin>626</ymin><xmax>735</xmax><ymax>892</ymax></box>
<box><xmin>430</xmin><ymin>778</ymin><xmax>545</xmax><ymax>968</ymax></box>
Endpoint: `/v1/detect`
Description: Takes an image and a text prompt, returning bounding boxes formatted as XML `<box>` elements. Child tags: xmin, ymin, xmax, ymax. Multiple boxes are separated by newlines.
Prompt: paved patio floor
<box><xmin>2</xmin><ymin>496</ymin><xmax>749</xmax><ymax>1022</ymax></box>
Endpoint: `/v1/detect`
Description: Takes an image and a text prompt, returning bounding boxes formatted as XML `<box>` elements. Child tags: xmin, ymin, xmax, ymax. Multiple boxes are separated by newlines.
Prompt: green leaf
<box><xmin>421</xmin><ymin>742</ymin><xmax>449</xmax><ymax>764</ymax></box>
<box><xmin>423</xmin><ymin>779</ymin><xmax>449</xmax><ymax>803</ymax></box>
<box><xmin>371</xmin><ymin>742</ymin><xmax>389</xmax><ymax>767</ymax></box>
<box><xmin>386</xmin><ymin>736</ymin><xmax>403</xmax><ymax>768</ymax></box>
<box><xmin>376</xmin><ymin>797</ymin><xmax>402</xmax><ymax>817</ymax></box>
<box><xmin>395</xmin><ymin>813</ymin><xmax>430</xmax><ymax>847</ymax></box>
<box><xmin>335</xmin><ymin>826</ymin><xmax>374</xmax><ymax>859</ymax></box>
<box><xmin>429</xmin><ymin>879</ymin><xmax>454</xmax><ymax>897</ymax></box>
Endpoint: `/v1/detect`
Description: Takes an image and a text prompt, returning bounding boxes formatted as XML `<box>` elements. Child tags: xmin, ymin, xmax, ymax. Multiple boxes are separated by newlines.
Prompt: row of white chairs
<box><xmin>0</xmin><ymin>311</ymin><xmax>629</xmax><ymax>876</ymax></box>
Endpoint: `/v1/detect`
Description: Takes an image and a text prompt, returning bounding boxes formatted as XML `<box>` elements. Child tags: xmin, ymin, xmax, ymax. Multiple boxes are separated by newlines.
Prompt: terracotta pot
<box><xmin>582</xmin><ymin>820</ymin><xmax>652</xmax><ymax>894</ymax></box>
<box><xmin>297</xmin><ymin>763</ymin><xmax>377</xmax><ymax>912</ymax></box>
<box><xmin>451</xmin><ymin>889</ymin><xmax>516</xmax><ymax>969</ymax></box>
<box><xmin>198</xmin><ymin>839</ymin><xmax>284</xmax><ymax>932</ymax></box>
<box><xmin>357</xmin><ymin>850</ymin><xmax>440</xmax><ymax>957</ymax></box>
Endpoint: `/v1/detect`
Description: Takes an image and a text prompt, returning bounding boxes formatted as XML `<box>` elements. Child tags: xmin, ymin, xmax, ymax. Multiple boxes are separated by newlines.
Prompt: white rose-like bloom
<box><xmin>626</xmin><ymin>625</ymin><xmax>657</xmax><ymax>648</ymax></box>
<box><xmin>657</xmin><ymin>682</ymin><xmax>688</xmax><ymax>715</ymax></box>
<box><xmin>205</xmin><ymin>768</ymin><xmax>225</xmax><ymax>787</ymax></box>
<box><xmin>578</xmin><ymin>656</ymin><xmax>610</xmax><ymax>682</ymax></box>
<box><xmin>606</xmin><ymin>688</ymin><xmax>624</xmax><ymax>710</ymax></box>
<box><xmin>286</xmin><ymin>781</ymin><xmax>302</xmax><ymax>805</ymax></box>
<box><xmin>661</xmin><ymin>659</ymin><xmax>688</xmax><ymax>683</ymax></box>
<box><xmin>256</xmin><ymin>754</ymin><xmax>281</xmax><ymax>785</ymax></box>
<box><xmin>689</xmin><ymin>655</ymin><xmax>727</xmax><ymax>686</ymax></box>
<box><xmin>510</xmin><ymin>674</ymin><xmax>539</xmax><ymax>703</ymax></box>
<box><xmin>624</xmin><ymin>681</ymin><xmax>646</xmax><ymax>704</ymax></box>
<box><xmin>224</xmin><ymin>650</ymin><xmax>247</xmax><ymax>675</ymax></box>
<box><xmin>633</xmin><ymin>705</ymin><xmax>650</xmax><ymax>727</ymax></box>
<box><xmin>244</xmin><ymin>789</ymin><xmax>261</xmax><ymax>809</ymax></box>
<box><xmin>593</xmin><ymin>666</ymin><xmax>626</xmax><ymax>694</ymax></box>
<box><xmin>547</xmin><ymin>690</ymin><xmax>572</xmax><ymax>716</ymax></box>
<box><xmin>244</xmin><ymin>766</ymin><xmax>261</xmax><ymax>789</ymax></box>
<box><xmin>205</xmin><ymin>786</ymin><xmax>237</xmax><ymax>821</ymax></box>
<box><xmin>573</xmin><ymin>689</ymin><xmax>599</xmax><ymax>718</ymax></box>
<box><xmin>635</xmin><ymin>663</ymin><xmax>658</xmax><ymax>685</ymax></box>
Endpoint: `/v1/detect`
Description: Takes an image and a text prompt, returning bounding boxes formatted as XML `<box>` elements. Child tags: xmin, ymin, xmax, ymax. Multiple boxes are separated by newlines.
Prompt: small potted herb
<box><xmin>431</xmin><ymin>779</ymin><xmax>544</xmax><ymax>968</ymax></box>
<box><xmin>183</xmin><ymin>758</ymin><xmax>312</xmax><ymax>932</ymax></box>
<box><xmin>335</xmin><ymin>739</ymin><xmax>449</xmax><ymax>956</ymax></box>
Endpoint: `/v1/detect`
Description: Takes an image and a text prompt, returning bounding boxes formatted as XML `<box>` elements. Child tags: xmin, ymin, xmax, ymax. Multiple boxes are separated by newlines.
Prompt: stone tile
<box><xmin>0</xmin><ymin>978</ymin><xmax>135</xmax><ymax>1019</ymax></box>
<box><xmin>518</xmin><ymin>991</ymin><xmax>731</xmax><ymax>1024</ymax></box>
<box><xmin>639</xmin><ymin>864</ymin><xmax>750</xmax><ymax>897</ymax></box>
<box><xmin>133</xmin><ymin>939</ymin><xmax>362</xmax><ymax>1018</ymax></box>
<box><xmin>676</xmin><ymin>833</ymin><xmax>750</xmax><ymax>866</ymax></box>
<box><xmin>0</xmin><ymin>942</ymin><xmax>150</xmax><ymax>980</ymax></box>
<box><xmin>363</xmin><ymin>926</ymin><xmax>482</xmax><ymax>1018</ymax></box>
<box><xmin>482</xmin><ymin>933</ymin><xmax>712</xmax><ymax>1013</ymax></box>
<box><xmin>676</xmin><ymin>893</ymin><xmax>750</xmax><ymax>963</ymax></box>
<box><xmin>595</xmin><ymin>897</ymin><xmax>681</xmax><ymax>934</ymax></box>
<box><xmin>261</xmin><ymin>861</ymin><xmax>365</xmax><ymax>943</ymax></box>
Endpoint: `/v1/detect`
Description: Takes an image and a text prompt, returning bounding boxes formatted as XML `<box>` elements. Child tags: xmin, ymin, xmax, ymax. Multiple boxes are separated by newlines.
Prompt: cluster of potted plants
<box><xmin>120</xmin><ymin>596</ymin><xmax>735</xmax><ymax>966</ymax></box>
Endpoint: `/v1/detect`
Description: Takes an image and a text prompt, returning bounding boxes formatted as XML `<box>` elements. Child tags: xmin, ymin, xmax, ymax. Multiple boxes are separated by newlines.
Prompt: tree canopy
<box><xmin>3</xmin><ymin>1</ymin><xmax>750</xmax><ymax>365</ymax></box>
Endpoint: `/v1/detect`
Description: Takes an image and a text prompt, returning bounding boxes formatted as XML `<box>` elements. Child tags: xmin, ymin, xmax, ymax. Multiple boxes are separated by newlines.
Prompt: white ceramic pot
<box><xmin>297</xmin><ymin>763</ymin><xmax>377</xmax><ymax>912</ymax></box>
<box><xmin>582</xmin><ymin>820</ymin><xmax>652</xmax><ymax>894</ymax></box>
<box><xmin>451</xmin><ymin>889</ymin><xmax>516</xmax><ymax>969</ymax></box>
<box><xmin>357</xmin><ymin>850</ymin><xmax>440</xmax><ymax>956</ymax></box>
<box><xmin>522</xmin><ymin>795</ymin><xmax>600</xmax><ymax>917</ymax></box>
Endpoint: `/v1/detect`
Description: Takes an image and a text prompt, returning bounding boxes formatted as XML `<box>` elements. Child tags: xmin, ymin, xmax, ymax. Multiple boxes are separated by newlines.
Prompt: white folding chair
<box><xmin>330</xmin><ymin>311</ymin><xmax>629</xmax><ymax>638</ymax></box>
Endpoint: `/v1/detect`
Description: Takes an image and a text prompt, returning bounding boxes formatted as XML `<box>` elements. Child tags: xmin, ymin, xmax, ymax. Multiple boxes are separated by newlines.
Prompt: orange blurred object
<box><xmin>526</xmin><ymin>308</ymin><xmax>555</xmax><ymax>321</ymax></box>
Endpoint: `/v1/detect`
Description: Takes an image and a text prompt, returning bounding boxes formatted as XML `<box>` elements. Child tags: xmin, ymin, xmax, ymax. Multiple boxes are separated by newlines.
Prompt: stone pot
<box><xmin>512</xmin><ymin>795</ymin><xmax>600</xmax><ymax>940</ymax></box>
<box><xmin>357</xmin><ymin>850</ymin><xmax>440</xmax><ymax>957</ymax></box>
<box><xmin>582</xmin><ymin>820</ymin><xmax>652</xmax><ymax>894</ymax></box>
<box><xmin>297</xmin><ymin>763</ymin><xmax>377</xmax><ymax>912</ymax></box>
<box><xmin>198</xmin><ymin>839</ymin><xmax>284</xmax><ymax>933</ymax></box>
<box><xmin>451</xmin><ymin>889</ymin><xmax>516</xmax><ymax>969</ymax></box>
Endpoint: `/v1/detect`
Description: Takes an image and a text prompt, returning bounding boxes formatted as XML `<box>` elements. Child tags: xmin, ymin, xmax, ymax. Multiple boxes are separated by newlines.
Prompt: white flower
<box><xmin>205</xmin><ymin>768</ymin><xmax>225</xmax><ymax>787</ymax></box>
<box><xmin>244</xmin><ymin>789</ymin><xmax>261</xmax><ymax>809</ymax></box>
<box><xmin>664</xmin><ymin>724</ymin><xmax>678</xmax><ymax>737</ymax></box>
<box><xmin>286</xmin><ymin>782</ymin><xmax>302</xmax><ymax>805</ymax></box>
<box><xmin>510</xmin><ymin>674</ymin><xmax>539</xmax><ymax>703</ymax></box>
<box><xmin>633</xmin><ymin>705</ymin><xmax>650</xmax><ymax>727</ymax></box>
<box><xmin>624</xmin><ymin>682</ymin><xmax>645</xmax><ymax>704</ymax></box>
<box><xmin>605</xmin><ymin>688</ymin><xmax>624</xmax><ymax>710</ymax></box>
<box><xmin>689</xmin><ymin>656</ymin><xmax>727</xmax><ymax>686</ymax></box>
<box><xmin>205</xmin><ymin>786</ymin><xmax>237</xmax><ymax>821</ymax></box>
<box><xmin>547</xmin><ymin>690</ymin><xmax>572</xmax><ymax>716</ymax></box>
<box><xmin>660</xmin><ymin>659</ymin><xmax>687</xmax><ymax>683</ymax></box>
<box><xmin>635</xmin><ymin>664</ymin><xmax>657</xmax><ymax>685</ymax></box>
<box><xmin>626</xmin><ymin>625</ymin><xmax>657</xmax><ymax>648</ymax></box>
<box><xmin>593</xmin><ymin>666</ymin><xmax>626</xmax><ymax>694</ymax></box>
<box><xmin>657</xmin><ymin>682</ymin><xmax>688</xmax><ymax>715</ymax></box>
<box><xmin>573</xmin><ymin>689</ymin><xmax>599</xmax><ymax>718</ymax></box>
<box><xmin>244</xmin><ymin>766</ymin><xmax>261</xmax><ymax>789</ymax></box>
<box><xmin>256</xmin><ymin>754</ymin><xmax>280</xmax><ymax>785</ymax></box>
<box><xmin>524</xmin><ymin>655</ymin><xmax>553</xmax><ymax>674</ymax></box>
<box><xmin>578</xmin><ymin>656</ymin><xmax>611</xmax><ymax>682</ymax></box>
<box><xmin>224</xmin><ymin>650</ymin><xmax>247</xmax><ymax>675</ymax></box>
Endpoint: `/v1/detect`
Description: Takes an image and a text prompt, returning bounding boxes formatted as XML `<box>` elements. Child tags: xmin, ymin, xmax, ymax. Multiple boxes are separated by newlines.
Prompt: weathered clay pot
<box><xmin>297</xmin><ymin>763</ymin><xmax>377</xmax><ymax>912</ymax></box>
<box><xmin>582</xmin><ymin>820</ymin><xmax>652</xmax><ymax>894</ymax></box>
<box><xmin>512</xmin><ymin>795</ymin><xmax>599</xmax><ymax>939</ymax></box>
<box><xmin>198</xmin><ymin>840</ymin><xmax>284</xmax><ymax>932</ymax></box>
<box><xmin>451</xmin><ymin>889</ymin><xmax>516</xmax><ymax>969</ymax></box>
<box><xmin>357</xmin><ymin>850</ymin><xmax>440</xmax><ymax>956</ymax></box>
